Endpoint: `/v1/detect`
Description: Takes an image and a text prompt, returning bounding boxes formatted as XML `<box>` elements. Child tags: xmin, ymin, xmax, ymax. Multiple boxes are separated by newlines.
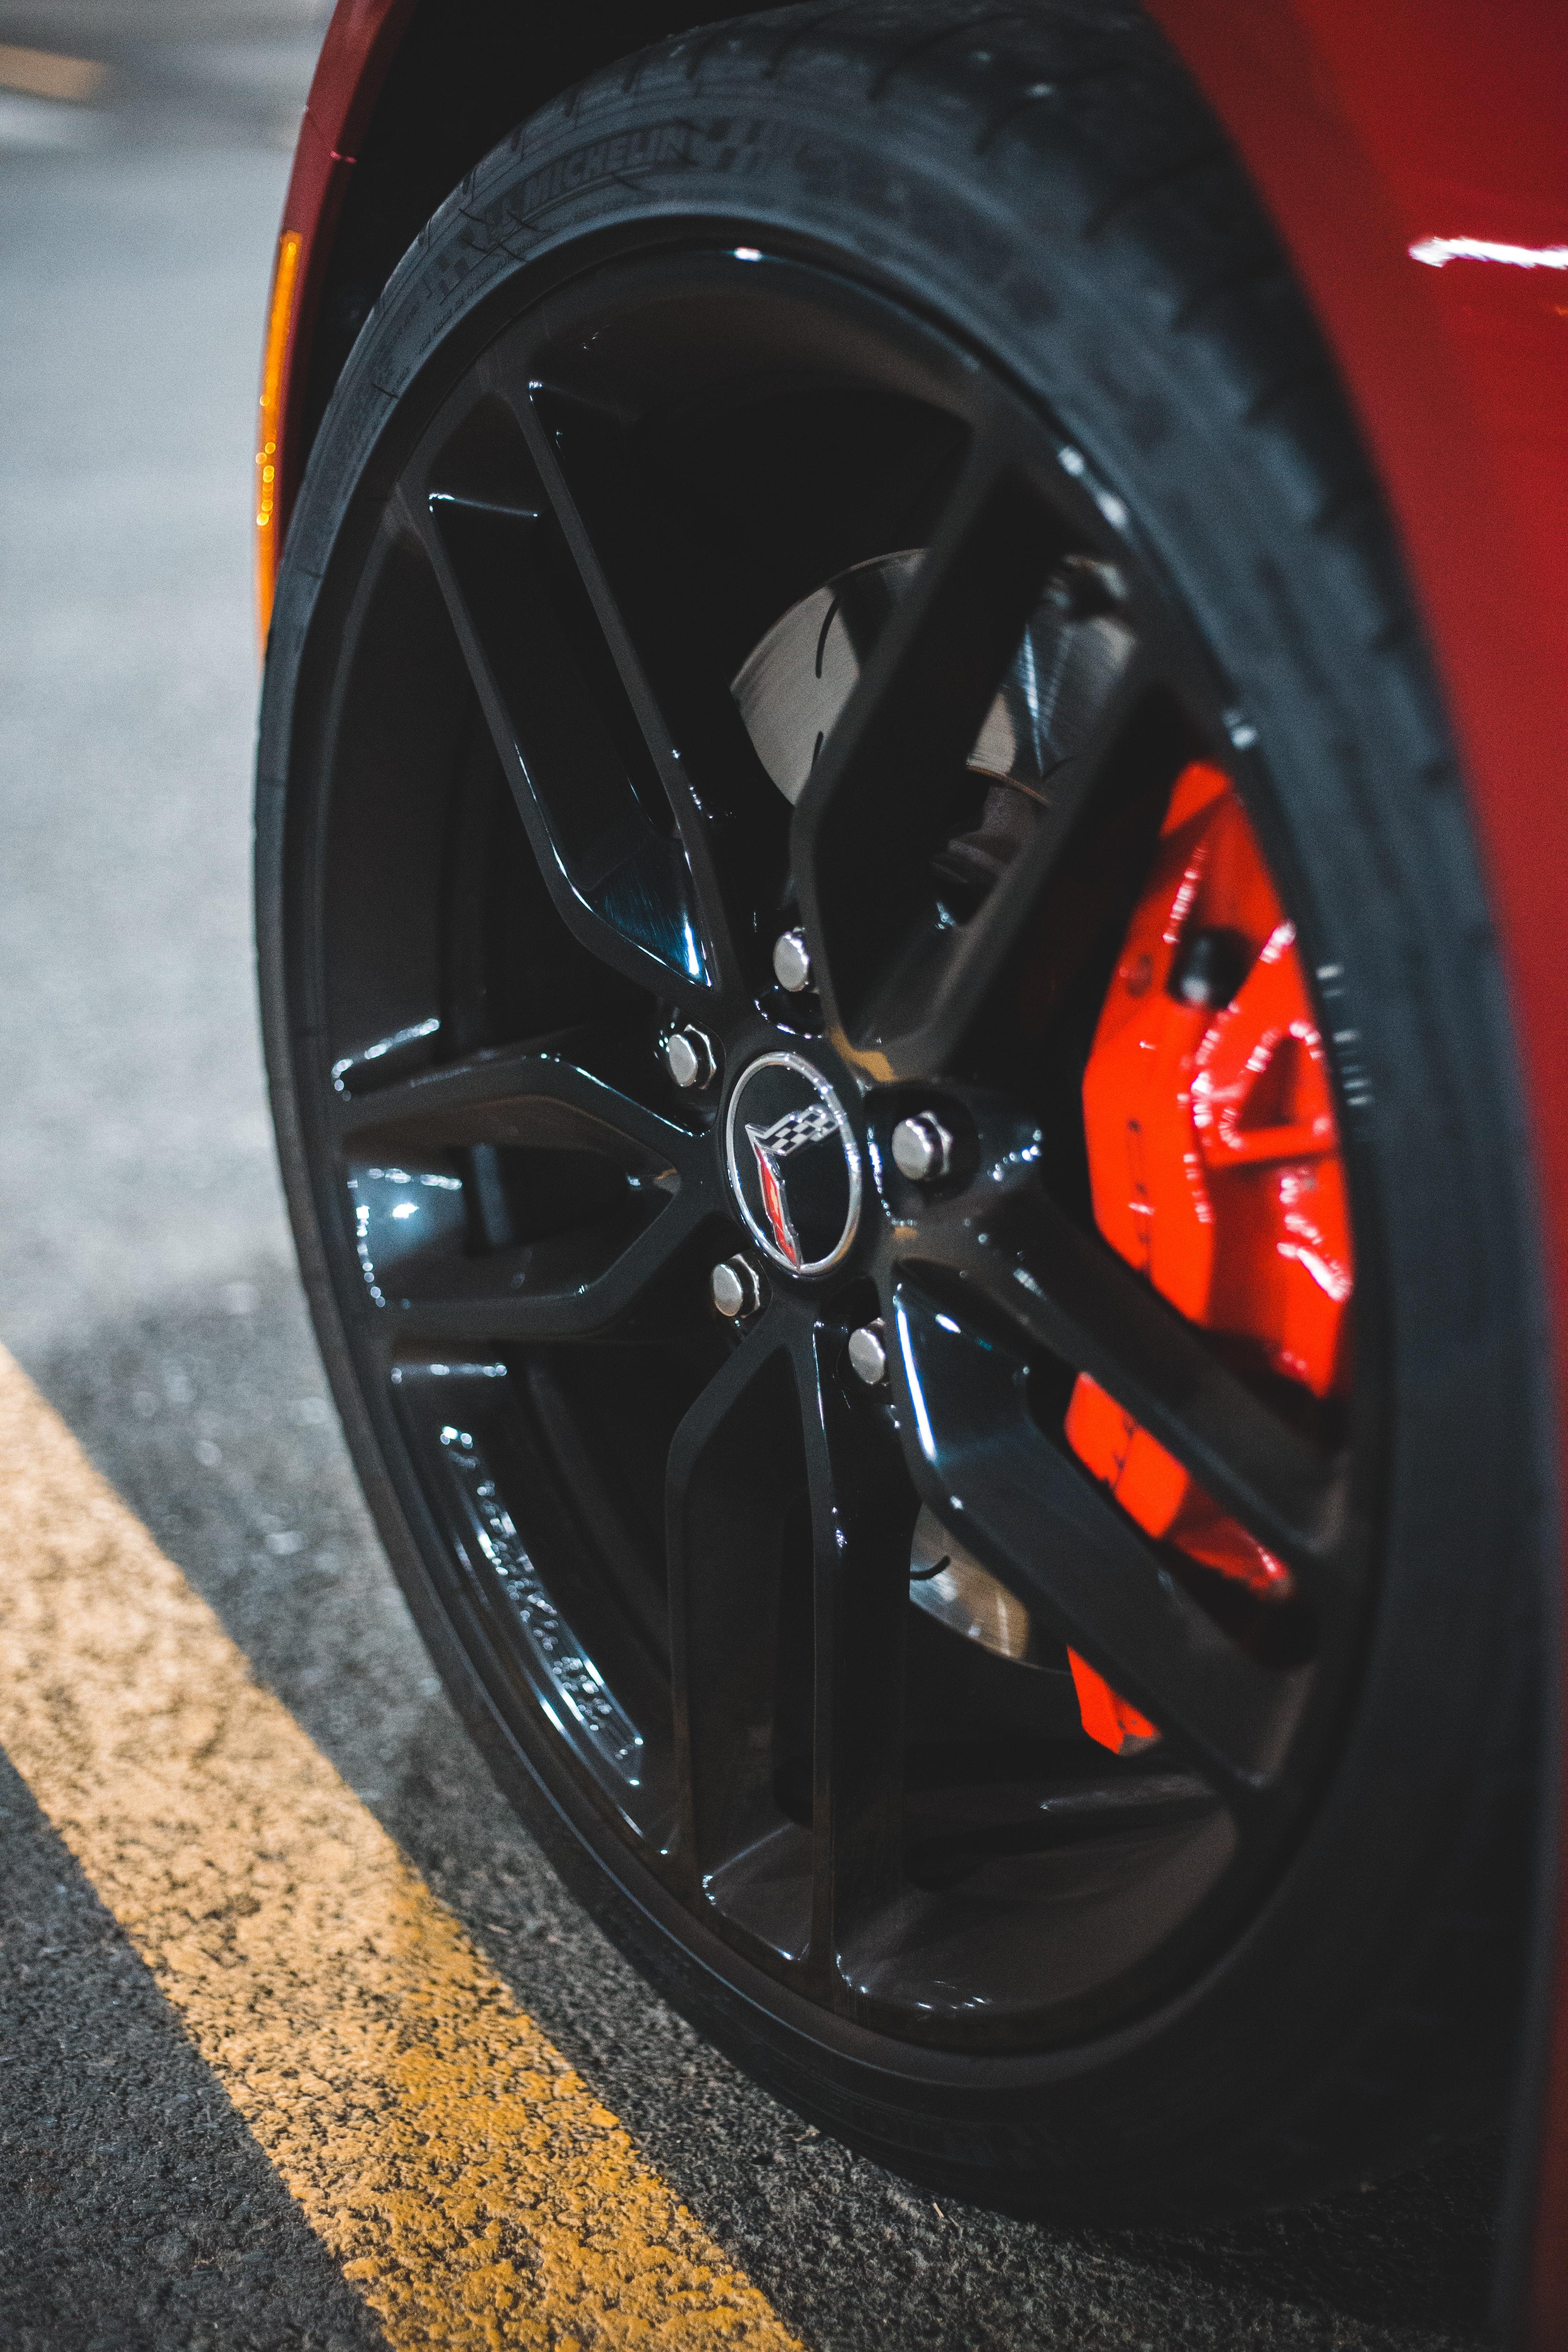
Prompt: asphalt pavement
<box><xmin>0</xmin><ymin>18</ymin><xmax>1508</xmax><ymax>2348</ymax></box>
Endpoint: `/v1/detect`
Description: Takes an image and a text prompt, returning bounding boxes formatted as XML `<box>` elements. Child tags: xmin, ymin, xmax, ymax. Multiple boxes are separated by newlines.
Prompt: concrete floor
<box><xmin>0</xmin><ymin>22</ymin><xmax>1506</xmax><ymax>2349</ymax></box>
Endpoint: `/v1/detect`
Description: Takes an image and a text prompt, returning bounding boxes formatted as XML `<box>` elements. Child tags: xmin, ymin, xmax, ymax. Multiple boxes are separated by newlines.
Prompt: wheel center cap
<box><xmin>724</xmin><ymin>1053</ymin><xmax>861</xmax><ymax>1275</ymax></box>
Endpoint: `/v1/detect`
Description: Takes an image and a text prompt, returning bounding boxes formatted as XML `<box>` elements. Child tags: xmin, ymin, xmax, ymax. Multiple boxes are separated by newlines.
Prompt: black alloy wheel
<box><xmin>258</xmin><ymin>3</ymin><xmax>1545</xmax><ymax>2218</ymax></box>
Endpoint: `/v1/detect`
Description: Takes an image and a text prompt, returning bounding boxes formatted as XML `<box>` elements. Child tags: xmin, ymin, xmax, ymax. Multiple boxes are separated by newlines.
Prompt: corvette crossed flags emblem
<box><xmin>745</xmin><ymin>1102</ymin><xmax>839</xmax><ymax>1268</ymax></box>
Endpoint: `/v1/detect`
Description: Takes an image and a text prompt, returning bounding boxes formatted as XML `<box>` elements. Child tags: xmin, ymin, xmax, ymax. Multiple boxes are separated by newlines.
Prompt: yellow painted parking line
<box><xmin>0</xmin><ymin>1346</ymin><xmax>802</xmax><ymax>2351</ymax></box>
<box><xmin>0</xmin><ymin>43</ymin><xmax>107</xmax><ymax>103</ymax></box>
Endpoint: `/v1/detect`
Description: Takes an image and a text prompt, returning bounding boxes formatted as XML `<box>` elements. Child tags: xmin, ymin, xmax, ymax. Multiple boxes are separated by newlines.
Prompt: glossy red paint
<box><xmin>1065</xmin><ymin>761</ymin><xmax>1351</xmax><ymax>1756</ymax></box>
<box><xmin>1067</xmin><ymin>764</ymin><xmax>1349</xmax><ymax>1562</ymax></box>
<box><xmin>264</xmin><ymin>0</ymin><xmax>413</xmax><ymax>584</ymax></box>
<box><xmin>1139</xmin><ymin>15</ymin><xmax>1568</xmax><ymax>2333</ymax></box>
<box><xmin>269</xmin><ymin>1</ymin><xmax>1568</xmax><ymax>2320</ymax></box>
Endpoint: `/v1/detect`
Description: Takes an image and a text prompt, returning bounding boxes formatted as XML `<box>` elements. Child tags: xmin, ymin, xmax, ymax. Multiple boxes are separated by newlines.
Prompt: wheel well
<box><xmin>300</xmin><ymin>0</ymin><xmax>774</xmax><ymax>472</ymax></box>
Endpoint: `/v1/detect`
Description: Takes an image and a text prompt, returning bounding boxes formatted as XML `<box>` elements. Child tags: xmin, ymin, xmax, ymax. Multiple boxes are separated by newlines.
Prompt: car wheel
<box><xmin>257</xmin><ymin>0</ymin><xmax>1544</xmax><ymax>2219</ymax></box>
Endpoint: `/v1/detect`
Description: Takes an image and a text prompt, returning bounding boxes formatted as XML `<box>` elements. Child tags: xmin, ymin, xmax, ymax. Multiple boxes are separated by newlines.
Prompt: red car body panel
<box><xmin>266</xmin><ymin>3</ymin><xmax>1568</xmax><ymax>2332</ymax></box>
<box><xmin>1139</xmin><ymin>6</ymin><xmax>1568</xmax><ymax>2335</ymax></box>
<box><xmin>264</xmin><ymin>0</ymin><xmax>415</xmax><ymax>567</ymax></box>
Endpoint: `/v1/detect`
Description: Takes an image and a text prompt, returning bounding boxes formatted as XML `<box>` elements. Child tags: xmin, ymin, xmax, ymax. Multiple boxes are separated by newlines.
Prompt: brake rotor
<box><xmin>734</xmin><ymin>547</ymin><xmax>1135</xmax><ymax>914</ymax></box>
<box><xmin>733</xmin><ymin>548</ymin><xmax>1136</xmax><ymax>799</ymax></box>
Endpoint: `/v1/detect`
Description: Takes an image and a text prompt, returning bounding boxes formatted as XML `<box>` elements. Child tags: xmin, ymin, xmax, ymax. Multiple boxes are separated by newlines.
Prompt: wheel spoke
<box><xmin>404</xmin><ymin>471</ymin><xmax>714</xmax><ymax>1005</ymax></box>
<box><xmin>793</xmin><ymin>1324</ymin><xmax>912</xmax><ymax>1978</ymax></box>
<box><xmin>664</xmin><ymin>1325</ymin><xmax>806</xmax><ymax>1917</ymax></box>
<box><xmin>888</xmin><ymin>1281</ymin><xmax>1295</xmax><ymax>1801</ymax></box>
<box><xmin>337</xmin><ymin>1048</ymin><xmax>717</xmax><ymax>1348</ymax></box>
<box><xmin>852</xmin><ymin>643</ymin><xmax>1179</xmax><ymax>1079</ymax></box>
<box><xmin>372</xmin><ymin>1190</ymin><xmax>713</xmax><ymax>1347</ymax></box>
<box><xmin>792</xmin><ymin>423</ymin><xmax>1065</xmax><ymax>1055</ymax></box>
<box><xmin>902</xmin><ymin>1176</ymin><xmax>1352</xmax><ymax>1601</ymax></box>
<box><xmin>503</xmin><ymin>376</ymin><xmax>763</xmax><ymax>995</ymax></box>
<box><xmin>505</xmin><ymin>374</ymin><xmax>787</xmax><ymax>997</ymax></box>
<box><xmin>332</xmin><ymin>1037</ymin><xmax>708</xmax><ymax>1179</ymax></box>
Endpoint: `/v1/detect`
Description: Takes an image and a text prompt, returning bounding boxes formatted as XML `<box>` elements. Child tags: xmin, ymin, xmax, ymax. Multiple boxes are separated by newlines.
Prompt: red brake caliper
<box><xmin>1064</xmin><ymin>760</ymin><xmax>1353</xmax><ymax>1753</ymax></box>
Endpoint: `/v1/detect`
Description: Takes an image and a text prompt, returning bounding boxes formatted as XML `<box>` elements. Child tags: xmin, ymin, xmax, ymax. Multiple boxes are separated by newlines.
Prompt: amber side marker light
<box><xmin>255</xmin><ymin>229</ymin><xmax>302</xmax><ymax>655</ymax></box>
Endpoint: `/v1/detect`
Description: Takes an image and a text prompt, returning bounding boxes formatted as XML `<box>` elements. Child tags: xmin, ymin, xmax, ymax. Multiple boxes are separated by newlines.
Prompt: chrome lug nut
<box><xmin>891</xmin><ymin>1111</ymin><xmax>954</xmax><ymax>1183</ymax></box>
<box><xmin>772</xmin><ymin>927</ymin><xmax>812</xmax><ymax>993</ymax></box>
<box><xmin>663</xmin><ymin>1026</ymin><xmax>717</xmax><ymax>1090</ymax></box>
<box><xmin>710</xmin><ymin>1256</ymin><xmax>763</xmax><ymax>1320</ymax></box>
<box><xmin>847</xmin><ymin>1320</ymin><xmax>888</xmax><ymax>1387</ymax></box>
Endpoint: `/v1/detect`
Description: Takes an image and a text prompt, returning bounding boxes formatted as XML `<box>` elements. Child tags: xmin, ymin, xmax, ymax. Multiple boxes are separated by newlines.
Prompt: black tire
<box><xmin>257</xmin><ymin>0</ymin><xmax>1546</xmax><ymax>2220</ymax></box>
